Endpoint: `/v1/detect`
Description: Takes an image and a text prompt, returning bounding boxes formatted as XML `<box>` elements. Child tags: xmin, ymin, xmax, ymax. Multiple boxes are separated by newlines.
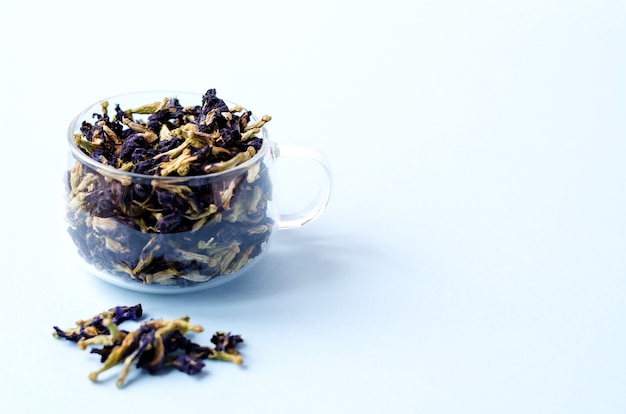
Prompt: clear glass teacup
<box><xmin>65</xmin><ymin>91</ymin><xmax>332</xmax><ymax>293</ymax></box>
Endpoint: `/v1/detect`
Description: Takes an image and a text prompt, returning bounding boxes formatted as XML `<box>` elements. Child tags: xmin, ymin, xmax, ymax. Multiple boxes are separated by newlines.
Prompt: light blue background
<box><xmin>0</xmin><ymin>0</ymin><xmax>624</xmax><ymax>412</ymax></box>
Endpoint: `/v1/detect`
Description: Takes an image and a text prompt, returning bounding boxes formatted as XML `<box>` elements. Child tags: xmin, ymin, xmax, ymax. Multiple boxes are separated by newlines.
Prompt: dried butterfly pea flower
<box><xmin>52</xmin><ymin>304</ymin><xmax>143</xmax><ymax>342</ymax></box>
<box><xmin>211</xmin><ymin>331</ymin><xmax>244</xmax><ymax>355</ymax></box>
<box><xmin>67</xmin><ymin>89</ymin><xmax>275</xmax><ymax>288</ymax></box>
<box><xmin>53</xmin><ymin>305</ymin><xmax>244</xmax><ymax>388</ymax></box>
<box><xmin>171</xmin><ymin>354</ymin><xmax>206</xmax><ymax>375</ymax></box>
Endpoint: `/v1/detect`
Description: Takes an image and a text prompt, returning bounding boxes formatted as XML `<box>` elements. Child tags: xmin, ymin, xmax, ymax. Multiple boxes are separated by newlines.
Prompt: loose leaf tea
<box><xmin>53</xmin><ymin>304</ymin><xmax>244</xmax><ymax>388</ymax></box>
<box><xmin>66</xmin><ymin>89</ymin><xmax>274</xmax><ymax>287</ymax></box>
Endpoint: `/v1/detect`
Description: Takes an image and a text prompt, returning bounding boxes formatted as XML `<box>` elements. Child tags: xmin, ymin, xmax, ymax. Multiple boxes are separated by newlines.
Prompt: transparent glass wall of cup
<box><xmin>65</xmin><ymin>91</ymin><xmax>332</xmax><ymax>293</ymax></box>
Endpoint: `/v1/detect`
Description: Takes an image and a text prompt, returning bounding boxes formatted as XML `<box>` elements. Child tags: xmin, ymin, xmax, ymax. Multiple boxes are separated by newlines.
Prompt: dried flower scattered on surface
<box><xmin>53</xmin><ymin>304</ymin><xmax>244</xmax><ymax>388</ymax></box>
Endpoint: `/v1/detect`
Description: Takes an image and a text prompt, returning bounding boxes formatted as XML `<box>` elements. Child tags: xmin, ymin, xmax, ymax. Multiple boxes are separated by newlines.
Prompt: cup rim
<box><xmin>67</xmin><ymin>90</ymin><xmax>270</xmax><ymax>183</ymax></box>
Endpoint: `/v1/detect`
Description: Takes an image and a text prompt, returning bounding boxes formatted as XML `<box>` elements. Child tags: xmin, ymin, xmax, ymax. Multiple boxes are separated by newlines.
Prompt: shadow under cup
<box><xmin>65</xmin><ymin>92</ymin><xmax>332</xmax><ymax>294</ymax></box>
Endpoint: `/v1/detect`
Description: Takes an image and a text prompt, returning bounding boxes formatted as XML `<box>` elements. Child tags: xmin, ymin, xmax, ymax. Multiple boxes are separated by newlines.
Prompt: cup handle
<box><xmin>275</xmin><ymin>144</ymin><xmax>333</xmax><ymax>230</ymax></box>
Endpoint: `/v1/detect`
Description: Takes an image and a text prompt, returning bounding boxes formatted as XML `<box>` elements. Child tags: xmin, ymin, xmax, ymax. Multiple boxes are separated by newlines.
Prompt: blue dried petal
<box><xmin>216</xmin><ymin>126</ymin><xmax>241</xmax><ymax>148</ymax></box>
<box><xmin>131</xmin><ymin>150</ymin><xmax>160</xmax><ymax>174</ymax></box>
<box><xmin>83</xmin><ymin>190</ymin><xmax>116</xmax><ymax>218</ymax></box>
<box><xmin>90</xmin><ymin>344</ymin><xmax>115</xmax><ymax>362</ymax></box>
<box><xmin>114</xmin><ymin>104</ymin><xmax>128</xmax><ymax>122</ymax></box>
<box><xmin>211</xmin><ymin>332</ymin><xmax>244</xmax><ymax>353</ymax></box>
<box><xmin>156</xmin><ymin>211</ymin><xmax>183</xmax><ymax>233</ymax></box>
<box><xmin>112</xmin><ymin>304</ymin><xmax>143</xmax><ymax>324</ymax></box>
<box><xmin>156</xmin><ymin>190</ymin><xmax>185</xmax><ymax>209</ymax></box>
<box><xmin>80</xmin><ymin>121</ymin><xmax>94</xmax><ymax>140</ymax></box>
<box><xmin>155</xmin><ymin>137</ymin><xmax>185</xmax><ymax>153</ymax></box>
<box><xmin>134</xmin><ymin>326</ymin><xmax>160</xmax><ymax>374</ymax></box>
<box><xmin>132</xmin><ymin>183</ymin><xmax>152</xmax><ymax>201</ymax></box>
<box><xmin>52</xmin><ymin>326</ymin><xmax>85</xmax><ymax>342</ymax></box>
<box><xmin>147</xmin><ymin>109</ymin><xmax>175</xmax><ymax>132</ymax></box>
<box><xmin>119</xmin><ymin>134</ymin><xmax>147</xmax><ymax>160</ymax></box>
<box><xmin>90</xmin><ymin>148</ymin><xmax>106</xmax><ymax>162</ymax></box>
<box><xmin>172</xmin><ymin>354</ymin><xmax>205</xmax><ymax>375</ymax></box>
<box><xmin>198</xmin><ymin>89</ymin><xmax>229</xmax><ymax>133</ymax></box>
<box><xmin>213</xmin><ymin>225</ymin><xmax>238</xmax><ymax>244</ymax></box>
<box><xmin>162</xmin><ymin>330</ymin><xmax>191</xmax><ymax>353</ymax></box>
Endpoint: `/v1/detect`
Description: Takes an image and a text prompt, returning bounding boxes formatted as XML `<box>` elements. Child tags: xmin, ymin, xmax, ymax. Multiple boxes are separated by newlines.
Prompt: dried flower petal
<box><xmin>52</xmin><ymin>304</ymin><xmax>143</xmax><ymax>342</ymax></box>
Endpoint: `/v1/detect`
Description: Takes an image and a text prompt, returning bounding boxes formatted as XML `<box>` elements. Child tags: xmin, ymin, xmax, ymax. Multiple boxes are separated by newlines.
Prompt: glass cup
<box><xmin>65</xmin><ymin>91</ymin><xmax>332</xmax><ymax>293</ymax></box>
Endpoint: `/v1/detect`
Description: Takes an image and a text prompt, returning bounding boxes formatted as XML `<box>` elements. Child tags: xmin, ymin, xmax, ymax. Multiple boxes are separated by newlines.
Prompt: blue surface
<box><xmin>1</xmin><ymin>1</ymin><xmax>625</xmax><ymax>413</ymax></box>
